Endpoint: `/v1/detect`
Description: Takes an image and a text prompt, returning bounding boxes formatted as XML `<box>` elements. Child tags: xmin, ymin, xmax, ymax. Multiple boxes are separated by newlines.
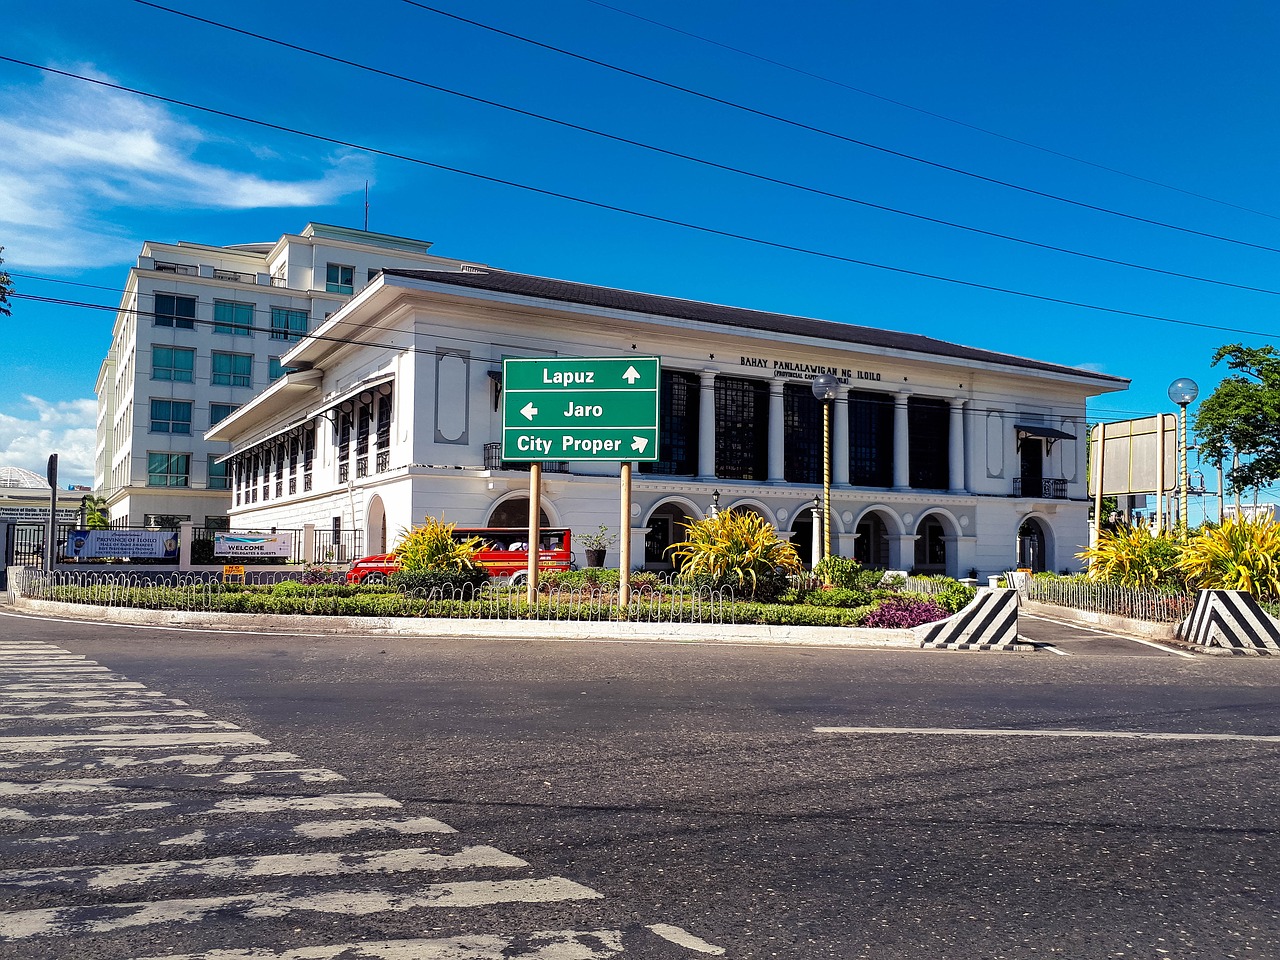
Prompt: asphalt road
<box><xmin>1</xmin><ymin>610</ymin><xmax>1278</xmax><ymax>959</ymax></box>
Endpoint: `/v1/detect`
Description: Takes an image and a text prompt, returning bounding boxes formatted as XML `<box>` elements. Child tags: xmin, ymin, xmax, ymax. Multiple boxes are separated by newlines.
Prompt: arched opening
<box><xmin>1018</xmin><ymin>517</ymin><xmax>1048</xmax><ymax>573</ymax></box>
<box><xmin>487</xmin><ymin>497</ymin><xmax>550</xmax><ymax>528</ymax></box>
<box><xmin>854</xmin><ymin>512</ymin><xmax>891</xmax><ymax>568</ymax></box>
<box><xmin>645</xmin><ymin>501</ymin><xmax>698</xmax><ymax>571</ymax></box>
<box><xmin>790</xmin><ymin>505</ymin><xmax>822</xmax><ymax>568</ymax></box>
<box><xmin>366</xmin><ymin>496</ymin><xmax>387</xmax><ymax>555</ymax></box>
<box><xmin>913</xmin><ymin>515</ymin><xmax>947</xmax><ymax>574</ymax></box>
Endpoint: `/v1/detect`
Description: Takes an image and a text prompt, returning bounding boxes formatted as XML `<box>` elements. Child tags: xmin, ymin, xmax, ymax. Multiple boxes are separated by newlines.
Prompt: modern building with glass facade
<box><xmin>207</xmin><ymin>264</ymin><xmax>1127</xmax><ymax>578</ymax></box>
<box><xmin>95</xmin><ymin>224</ymin><xmax>485</xmax><ymax>528</ymax></box>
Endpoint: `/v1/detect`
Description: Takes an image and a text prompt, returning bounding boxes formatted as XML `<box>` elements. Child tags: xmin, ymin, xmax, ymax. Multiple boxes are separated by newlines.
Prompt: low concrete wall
<box><xmin>12</xmin><ymin>597</ymin><xmax>920</xmax><ymax>649</ymax></box>
<box><xmin>1019</xmin><ymin>598</ymin><xmax>1179</xmax><ymax>641</ymax></box>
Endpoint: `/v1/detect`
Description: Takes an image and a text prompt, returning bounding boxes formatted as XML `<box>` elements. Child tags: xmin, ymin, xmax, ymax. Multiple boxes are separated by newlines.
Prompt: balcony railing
<box><xmin>483</xmin><ymin>442</ymin><xmax>568</xmax><ymax>473</ymax></box>
<box><xmin>1013</xmin><ymin>477</ymin><xmax>1068</xmax><ymax>499</ymax></box>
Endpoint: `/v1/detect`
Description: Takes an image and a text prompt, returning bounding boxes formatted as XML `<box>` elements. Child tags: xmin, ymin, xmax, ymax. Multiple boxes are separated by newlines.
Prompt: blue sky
<box><xmin>3</xmin><ymin>0</ymin><xmax>1279</xmax><ymax>520</ymax></box>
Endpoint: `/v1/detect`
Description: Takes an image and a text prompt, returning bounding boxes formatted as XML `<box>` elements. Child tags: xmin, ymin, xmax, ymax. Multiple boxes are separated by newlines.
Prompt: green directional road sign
<box><xmin>502</xmin><ymin>356</ymin><xmax>661</xmax><ymax>461</ymax></box>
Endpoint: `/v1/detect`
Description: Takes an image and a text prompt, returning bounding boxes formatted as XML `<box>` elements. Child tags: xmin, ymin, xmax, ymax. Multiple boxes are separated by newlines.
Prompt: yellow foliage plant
<box><xmin>1075</xmin><ymin>520</ymin><xmax>1182</xmax><ymax>590</ymax></box>
<box><xmin>394</xmin><ymin>517</ymin><xmax>484</xmax><ymax>573</ymax></box>
<box><xmin>667</xmin><ymin>508</ymin><xmax>801</xmax><ymax>598</ymax></box>
<box><xmin>1177</xmin><ymin>512</ymin><xmax>1280</xmax><ymax>599</ymax></box>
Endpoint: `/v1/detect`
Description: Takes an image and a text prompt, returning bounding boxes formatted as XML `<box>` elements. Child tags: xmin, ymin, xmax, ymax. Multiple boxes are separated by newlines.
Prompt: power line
<box><xmin>5</xmin><ymin>58</ymin><xmax>1280</xmax><ymax>341</ymax></box>
<box><xmin>580</xmin><ymin>0</ymin><xmax>1280</xmax><ymax>223</ymax></box>
<box><xmin>127</xmin><ymin>1</ymin><xmax>1280</xmax><ymax>298</ymax></box>
<box><xmin>398</xmin><ymin>0</ymin><xmax>1280</xmax><ymax>255</ymax></box>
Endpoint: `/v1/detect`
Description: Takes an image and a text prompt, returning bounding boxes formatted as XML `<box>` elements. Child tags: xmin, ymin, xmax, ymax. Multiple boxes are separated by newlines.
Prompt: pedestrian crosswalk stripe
<box><xmin>0</xmin><ymin>690</ymin><xmax>169</xmax><ymax>701</ymax></box>
<box><xmin>0</xmin><ymin>814</ymin><xmax>458</xmax><ymax>854</ymax></box>
<box><xmin>0</xmin><ymin>877</ymin><xmax>604</xmax><ymax>939</ymax></box>
<box><xmin>0</xmin><ymin>844</ymin><xmax>526</xmax><ymax>892</ymax></box>
<box><xmin>0</xmin><ymin>697</ymin><xmax>186</xmax><ymax>710</ymax></box>
<box><xmin>0</xmin><ymin>709</ymin><xmax>210</xmax><ymax>722</ymax></box>
<box><xmin>0</xmin><ymin>731</ymin><xmax>270</xmax><ymax>752</ymax></box>
<box><xmin>647</xmin><ymin>923</ymin><xmax>727</xmax><ymax>955</ymax></box>
<box><xmin>0</xmin><ymin>751</ymin><xmax>302</xmax><ymax>772</ymax></box>
<box><xmin>0</xmin><ymin>791</ymin><xmax>401</xmax><ymax>823</ymax></box>
<box><xmin>0</xmin><ymin>767</ymin><xmax>345</xmax><ymax>795</ymax></box>
<box><xmin>131</xmin><ymin>929</ymin><xmax>629</xmax><ymax>960</ymax></box>
<box><xmin>0</xmin><ymin>681</ymin><xmax>147</xmax><ymax>691</ymax></box>
<box><xmin>84</xmin><ymin>721</ymin><xmax>242</xmax><ymax>733</ymax></box>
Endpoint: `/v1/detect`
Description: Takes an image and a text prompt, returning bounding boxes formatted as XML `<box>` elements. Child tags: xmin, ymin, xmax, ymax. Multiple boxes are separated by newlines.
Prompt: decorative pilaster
<box><xmin>697</xmin><ymin>369</ymin><xmax>717</xmax><ymax>480</ymax></box>
<box><xmin>949</xmin><ymin>398</ymin><xmax>967</xmax><ymax>493</ymax></box>
<box><xmin>833</xmin><ymin>387</ymin><xmax>850</xmax><ymax>486</ymax></box>
<box><xmin>892</xmin><ymin>390</ymin><xmax>911</xmax><ymax>491</ymax></box>
<box><xmin>768</xmin><ymin>380</ymin><xmax>785</xmax><ymax>482</ymax></box>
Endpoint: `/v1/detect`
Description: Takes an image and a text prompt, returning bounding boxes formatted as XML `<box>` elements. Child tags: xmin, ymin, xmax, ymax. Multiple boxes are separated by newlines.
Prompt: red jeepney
<box><xmin>346</xmin><ymin>527</ymin><xmax>574</xmax><ymax>585</ymax></box>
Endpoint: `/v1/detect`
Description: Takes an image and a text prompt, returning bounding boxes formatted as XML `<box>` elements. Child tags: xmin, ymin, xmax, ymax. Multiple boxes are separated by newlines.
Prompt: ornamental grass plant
<box><xmin>1075</xmin><ymin>520</ymin><xmax>1184</xmax><ymax>590</ymax></box>
<box><xmin>1177</xmin><ymin>513</ymin><xmax>1280</xmax><ymax>599</ymax></box>
<box><xmin>666</xmin><ymin>508</ymin><xmax>802</xmax><ymax>601</ymax></box>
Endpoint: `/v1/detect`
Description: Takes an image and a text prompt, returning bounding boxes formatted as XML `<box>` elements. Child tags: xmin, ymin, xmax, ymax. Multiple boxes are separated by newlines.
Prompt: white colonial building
<box><xmin>95</xmin><ymin>224</ymin><xmax>485</xmax><ymax>528</ymax></box>
<box><xmin>206</xmin><ymin>264</ymin><xmax>1127</xmax><ymax>578</ymax></box>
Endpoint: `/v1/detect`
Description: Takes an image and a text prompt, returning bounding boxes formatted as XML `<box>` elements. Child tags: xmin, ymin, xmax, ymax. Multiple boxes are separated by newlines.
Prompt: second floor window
<box><xmin>150</xmin><ymin>399</ymin><xmax>192</xmax><ymax>434</ymax></box>
<box><xmin>210</xmin><ymin>402</ymin><xmax>240</xmax><ymax>426</ymax></box>
<box><xmin>269</xmin><ymin>357</ymin><xmax>297</xmax><ymax>382</ymax></box>
<box><xmin>212</xmin><ymin>351</ymin><xmax>253</xmax><ymax>388</ymax></box>
<box><xmin>154</xmin><ymin>293</ymin><xmax>196</xmax><ymax>329</ymax></box>
<box><xmin>151</xmin><ymin>346</ymin><xmax>195</xmax><ymax>382</ymax></box>
<box><xmin>326</xmin><ymin>263</ymin><xmax>354</xmax><ymax>294</ymax></box>
<box><xmin>147</xmin><ymin>452</ymin><xmax>190</xmax><ymax>487</ymax></box>
<box><xmin>207</xmin><ymin>458</ymin><xmax>230</xmax><ymax>490</ymax></box>
<box><xmin>270</xmin><ymin>307</ymin><xmax>308</xmax><ymax>341</ymax></box>
<box><xmin>213</xmin><ymin>300</ymin><xmax>254</xmax><ymax>336</ymax></box>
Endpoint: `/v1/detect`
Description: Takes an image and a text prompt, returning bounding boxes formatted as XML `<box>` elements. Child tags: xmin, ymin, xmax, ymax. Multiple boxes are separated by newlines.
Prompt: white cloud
<box><xmin>0</xmin><ymin>65</ymin><xmax>372</xmax><ymax>269</ymax></box>
<box><xmin>0</xmin><ymin>395</ymin><xmax>97</xmax><ymax>488</ymax></box>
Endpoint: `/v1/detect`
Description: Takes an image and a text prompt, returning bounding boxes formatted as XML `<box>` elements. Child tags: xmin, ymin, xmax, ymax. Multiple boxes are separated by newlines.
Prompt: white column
<box><xmin>948</xmin><ymin>398</ymin><xmax>967</xmax><ymax>493</ymax></box>
<box><xmin>892</xmin><ymin>390</ymin><xmax>911</xmax><ymax>491</ymax></box>
<box><xmin>768</xmin><ymin>380</ymin><xmax>785</xmax><ymax>482</ymax></box>
<box><xmin>833</xmin><ymin>387</ymin><xmax>850</xmax><ymax>486</ymax></box>
<box><xmin>697</xmin><ymin>369</ymin><xmax>717</xmax><ymax>480</ymax></box>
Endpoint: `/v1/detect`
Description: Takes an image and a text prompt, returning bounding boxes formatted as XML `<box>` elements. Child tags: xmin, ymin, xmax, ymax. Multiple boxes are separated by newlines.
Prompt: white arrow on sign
<box><xmin>631</xmin><ymin>436</ymin><xmax>649</xmax><ymax>454</ymax></box>
<box><xmin>520</xmin><ymin>401</ymin><xmax>538</xmax><ymax>420</ymax></box>
<box><xmin>622</xmin><ymin>365</ymin><xmax>642</xmax><ymax>384</ymax></box>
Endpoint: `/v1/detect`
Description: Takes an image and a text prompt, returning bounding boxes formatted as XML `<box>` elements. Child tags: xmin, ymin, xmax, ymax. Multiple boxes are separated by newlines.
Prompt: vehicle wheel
<box><xmin>364</xmin><ymin>572</ymin><xmax>388</xmax><ymax>585</ymax></box>
<box><xmin>508</xmin><ymin>572</ymin><xmax>527</xmax><ymax>586</ymax></box>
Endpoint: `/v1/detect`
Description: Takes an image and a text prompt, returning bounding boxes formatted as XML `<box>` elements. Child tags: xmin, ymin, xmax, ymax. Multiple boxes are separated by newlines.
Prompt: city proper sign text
<box><xmin>502</xmin><ymin>357</ymin><xmax>660</xmax><ymax>461</ymax></box>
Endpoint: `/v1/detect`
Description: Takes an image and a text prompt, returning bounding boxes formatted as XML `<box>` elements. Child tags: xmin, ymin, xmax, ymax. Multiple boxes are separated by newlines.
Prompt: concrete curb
<box><xmin>11</xmin><ymin>597</ymin><xmax>922</xmax><ymax>649</ymax></box>
<box><xmin>1019</xmin><ymin>598</ymin><xmax>1181</xmax><ymax>642</ymax></box>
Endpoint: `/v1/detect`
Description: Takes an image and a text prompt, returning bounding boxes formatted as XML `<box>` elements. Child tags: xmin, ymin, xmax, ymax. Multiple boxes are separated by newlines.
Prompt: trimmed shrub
<box><xmin>803</xmin><ymin>586</ymin><xmax>873</xmax><ymax>608</ymax></box>
<box><xmin>391</xmin><ymin>568</ymin><xmax>489</xmax><ymax>593</ymax></box>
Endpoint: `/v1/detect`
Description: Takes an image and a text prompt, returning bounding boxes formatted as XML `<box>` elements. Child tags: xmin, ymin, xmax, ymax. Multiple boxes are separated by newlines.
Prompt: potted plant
<box><xmin>579</xmin><ymin>524</ymin><xmax>617</xmax><ymax>567</ymax></box>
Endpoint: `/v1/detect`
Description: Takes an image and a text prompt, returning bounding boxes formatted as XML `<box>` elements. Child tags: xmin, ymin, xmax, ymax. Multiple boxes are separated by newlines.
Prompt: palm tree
<box><xmin>81</xmin><ymin>494</ymin><xmax>110</xmax><ymax>529</ymax></box>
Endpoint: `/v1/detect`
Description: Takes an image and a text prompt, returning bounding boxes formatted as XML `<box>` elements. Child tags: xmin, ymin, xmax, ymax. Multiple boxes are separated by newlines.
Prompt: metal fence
<box><xmin>191</xmin><ymin>527</ymin><xmax>305</xmax><ymax>565</ymax></box>
<box><xmin>312</xmin><ymin>530</ymin><xmax>364</xmax><ymax>564</ymax></box>
<box><xmin>1021</xmin><ymin>577</ymin><xmax>1195</xmax><ymax>623</ymax></box>
<box><xmin>13</xmin><ymin>570</ymin><xmax>735</xmax><ymax>624</ymax></box>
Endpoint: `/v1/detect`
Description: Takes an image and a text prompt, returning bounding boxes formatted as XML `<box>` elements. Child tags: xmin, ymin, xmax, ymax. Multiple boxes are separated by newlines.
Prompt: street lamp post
<box><xmin>811</xmin><ymin>374</ymin><xmax>839</xmax><ymax>561</ymax></box>
<box><xmin>1167</xmin><ymin>378</ymin><xmax>1199</xmax><ymax>537</ymax></box>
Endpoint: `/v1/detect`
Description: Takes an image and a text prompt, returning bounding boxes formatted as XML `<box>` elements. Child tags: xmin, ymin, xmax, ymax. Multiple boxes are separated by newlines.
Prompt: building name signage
<box><xmin>214</xmin><ymin>533</ymin><xmax>294</xmax><ymax>558</ymax></box>
<box><xmin>67</xmin><ymin>529</ymin><xmax>178</xmax><ymax>560</ymax></box>
<box><xmin>739</xmin><ymin>357</ymin><xmax>882</xmax><ymax>382</ymax></box>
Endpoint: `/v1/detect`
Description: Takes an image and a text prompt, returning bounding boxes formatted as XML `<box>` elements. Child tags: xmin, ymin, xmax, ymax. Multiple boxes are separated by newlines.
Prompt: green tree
<box><xmin>81</xmin><ymin>494</ymin><xmax>111</xmax><ymax>530</ymax></box>
<box><xmin>1194</xmin><ymin>344</ymin><xmax>1280</xmax><ymax>493</ymax></box>
<box><xmin>0</xmin><ymin>247</ymin><xmax>12</xmax><ymax>318</ymax></box>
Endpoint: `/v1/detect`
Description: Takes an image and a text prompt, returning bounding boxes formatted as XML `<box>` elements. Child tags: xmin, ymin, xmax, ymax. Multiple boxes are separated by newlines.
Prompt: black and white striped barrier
<box><xmin>915</xmin><ymin>588</ymin><xmax>1027</xmax><ymax>651</ymax></box>
<box><xmin>1178</xmin><ymin>590</ymin><xmax>1280</xmax><ymax>655</ymax></box>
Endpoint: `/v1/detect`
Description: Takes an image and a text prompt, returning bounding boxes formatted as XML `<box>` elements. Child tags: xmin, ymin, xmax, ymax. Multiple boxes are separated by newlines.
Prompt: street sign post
<box><xmin>501</xmin><ymin>357</ymin><xmax>660</xmax><ymax>462</ymax></box>
<box><xmin>502</xmin><ymin>356</ymin><xmax>661</xmax><ymax>607</ymax></box>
